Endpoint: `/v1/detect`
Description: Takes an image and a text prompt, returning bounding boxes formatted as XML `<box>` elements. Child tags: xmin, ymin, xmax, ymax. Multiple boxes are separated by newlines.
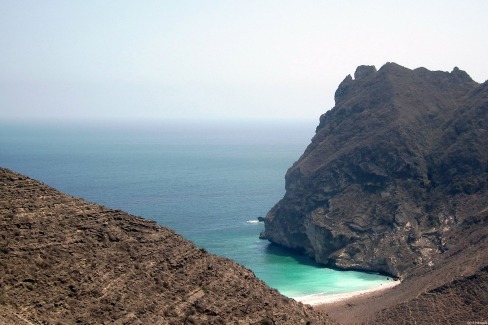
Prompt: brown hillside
<box><xmin>0</xmin><ymin>168</ymin><xmax>334</xmax><ymax>324</ymax></box>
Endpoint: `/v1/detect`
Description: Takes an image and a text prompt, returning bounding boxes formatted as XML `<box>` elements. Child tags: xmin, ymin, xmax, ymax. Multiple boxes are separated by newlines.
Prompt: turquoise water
<box><xmin>0</xmin><ymin>120</ymin><xmax>390</xmax><ymax>298</ymax></box>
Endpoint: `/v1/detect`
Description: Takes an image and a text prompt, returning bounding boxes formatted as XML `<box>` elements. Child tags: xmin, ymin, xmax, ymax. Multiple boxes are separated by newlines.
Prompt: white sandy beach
<box><xmin>294</xmin><ymin>280</ymin><xmax>401</xmax><ymax>306</ymax></box>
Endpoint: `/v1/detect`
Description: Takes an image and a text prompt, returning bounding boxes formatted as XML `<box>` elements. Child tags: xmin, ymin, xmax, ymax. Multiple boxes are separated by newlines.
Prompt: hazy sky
<box><xmin>2</xmin><ymin>1</ymin><xmax>488</xmax><ymax>122</ymax></box>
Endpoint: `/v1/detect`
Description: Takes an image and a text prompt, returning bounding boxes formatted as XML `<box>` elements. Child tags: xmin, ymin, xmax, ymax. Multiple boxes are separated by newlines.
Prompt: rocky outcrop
<box><xmin>318</xmin><ymin>207</ymin><xmax>488</xmax><ymax>323</ymax></box>
<box><xmin>262</xmin><ymin>63</ymin><xmax>488</xmax><ymax>278</ymax></box>
<box><xmin>0</xmin><ymin>168</ymin><xmax>334</xmax><ymax>324</ymax></box>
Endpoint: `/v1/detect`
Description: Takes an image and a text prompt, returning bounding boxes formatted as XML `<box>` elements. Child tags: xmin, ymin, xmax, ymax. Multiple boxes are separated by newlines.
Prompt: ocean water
<box><xmin>0</xmin><ymin>120</ymin><xmax>390</xmax><ymax>298</ymax></box>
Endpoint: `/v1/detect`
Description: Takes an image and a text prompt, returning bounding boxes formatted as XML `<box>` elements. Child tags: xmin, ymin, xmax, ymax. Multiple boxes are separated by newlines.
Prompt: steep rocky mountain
<box><xmin>262</xmin><ymin>63</ymin><xmax>488</xmax><ymax>278</ymax></box>
<box><xmin>0</xmin><ymin>168</ymin><xmax>334</xmax><ymax>324</ymax></box>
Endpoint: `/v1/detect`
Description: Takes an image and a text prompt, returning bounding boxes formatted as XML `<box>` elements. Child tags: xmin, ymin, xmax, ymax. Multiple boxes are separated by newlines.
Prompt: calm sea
<box><xmin>0</xmin><ymin>120</ymin><xmax>390</xmax><ymax>298</ymax></box>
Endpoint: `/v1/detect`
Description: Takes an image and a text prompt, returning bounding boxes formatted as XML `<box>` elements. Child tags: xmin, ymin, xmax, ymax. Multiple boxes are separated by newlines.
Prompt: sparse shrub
<box><xmin>261</xmin><ymin>317</ymin><xmax>274</xmax><ymax>325</ymax></box>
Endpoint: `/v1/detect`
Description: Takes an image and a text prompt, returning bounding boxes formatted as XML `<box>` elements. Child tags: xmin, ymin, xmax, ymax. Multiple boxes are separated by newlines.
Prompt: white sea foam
<box><xmin>246</xmin><ymin>220</ymin><xmax>261</xmax><ymax>224</ymax></box>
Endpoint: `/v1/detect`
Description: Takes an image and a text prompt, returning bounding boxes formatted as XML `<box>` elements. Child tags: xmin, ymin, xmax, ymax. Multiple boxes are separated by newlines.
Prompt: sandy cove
<box><xmin>293</xmin><ymin>280</ymin><xmax>401</xmax><ymax>306</ymax></box>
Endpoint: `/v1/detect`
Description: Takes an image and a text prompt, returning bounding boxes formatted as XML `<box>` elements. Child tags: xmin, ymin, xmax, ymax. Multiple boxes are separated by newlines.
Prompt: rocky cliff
<box><xmin>0</xmin><ymin>168</ymin><xmax>334</xmax><ymax>324</ymax></box>
<box><xmin>262</xmin><ymin>63</ymin><xmax>488</xmax><ymax>278</ymax></box>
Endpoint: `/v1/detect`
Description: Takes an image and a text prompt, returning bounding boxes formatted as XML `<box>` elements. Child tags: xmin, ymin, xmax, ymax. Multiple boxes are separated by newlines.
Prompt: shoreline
<box><xmin>293</xmin><ymin>280</ymin><xmax>401</xmax><ymax>306</ymax></box>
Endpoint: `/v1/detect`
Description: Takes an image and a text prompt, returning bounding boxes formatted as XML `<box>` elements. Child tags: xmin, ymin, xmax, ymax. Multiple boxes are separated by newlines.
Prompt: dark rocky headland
<box><xmin>262</xmin><ymin>63</ymin><xmax>488</xmax><ymax>323</ymax></box>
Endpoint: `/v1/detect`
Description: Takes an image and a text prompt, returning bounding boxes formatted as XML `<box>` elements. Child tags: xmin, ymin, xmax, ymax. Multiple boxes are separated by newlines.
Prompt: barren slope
<box><xmin>0</xmin><ymin>168</ymin><xmax>334</xmax><ymax>324</ymax></box>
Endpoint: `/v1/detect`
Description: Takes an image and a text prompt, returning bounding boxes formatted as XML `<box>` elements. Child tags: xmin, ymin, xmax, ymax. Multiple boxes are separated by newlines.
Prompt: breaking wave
<box><xmin>246</xmin><ymin>219</ymin><xmax>262</xmax><ymax>224</ymax></box>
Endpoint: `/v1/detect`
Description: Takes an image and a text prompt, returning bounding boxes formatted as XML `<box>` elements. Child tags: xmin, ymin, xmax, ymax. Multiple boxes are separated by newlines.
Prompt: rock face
<box><xmin>318</xmin><ymin>213</ymin><xmax>488</xmax><ymax>324</ymax></box>
<box><xmin>262</xmin><ymin>63</ymin><xmax>488</xmax><ymax>278</ymax></box>
<box><xmin>0</xmin><ymin>168</ymin><xmax>334</xmax><ymax>324</ymax></box>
